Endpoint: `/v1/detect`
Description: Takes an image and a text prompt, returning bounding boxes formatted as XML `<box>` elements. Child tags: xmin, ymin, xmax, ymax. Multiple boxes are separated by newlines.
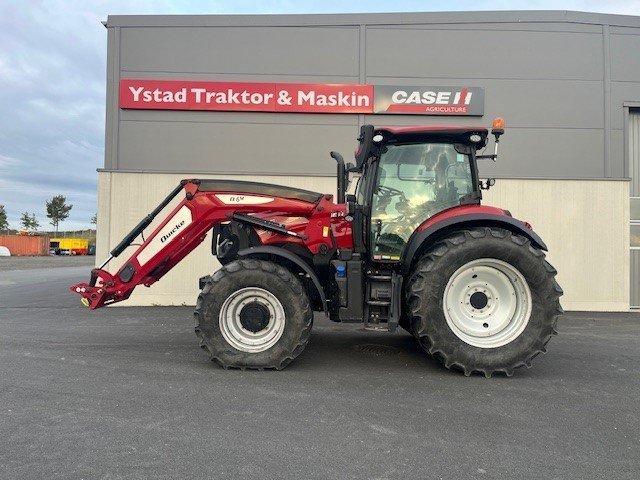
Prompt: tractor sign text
<box><xmin>120</xmin><ymin>80</ymin><xmax>484</xmax><ymax>116</ymax></box>
<box><xmin>120</xmin><ymin>80</ymin><xmax>373</xmax><ymax>114</ymax></box>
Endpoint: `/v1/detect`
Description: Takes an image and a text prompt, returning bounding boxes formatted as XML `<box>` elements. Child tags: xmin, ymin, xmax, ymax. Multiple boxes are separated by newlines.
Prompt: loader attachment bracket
<box><xmin>70</xmin><ymin>268</ymin><xmax>127</xmax><ymax>310</ymax></box>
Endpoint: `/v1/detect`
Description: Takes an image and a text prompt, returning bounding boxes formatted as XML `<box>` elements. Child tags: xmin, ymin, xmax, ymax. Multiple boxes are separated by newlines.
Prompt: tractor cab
<box><xmin>339</xmin><ymin>122</ymin><xmax>502</xmax><ymax>263</ymax></box>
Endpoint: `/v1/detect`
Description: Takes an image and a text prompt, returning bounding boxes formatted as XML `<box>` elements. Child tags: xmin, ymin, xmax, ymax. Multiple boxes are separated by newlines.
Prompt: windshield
<box><xmin>370</xmin><ymin>142</ymin><xmax>475</xmax><ymax>260</ymax></box>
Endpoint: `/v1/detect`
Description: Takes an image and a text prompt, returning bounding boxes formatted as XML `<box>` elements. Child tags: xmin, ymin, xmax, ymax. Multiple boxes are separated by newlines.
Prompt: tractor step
<box><xmin>367</xmin><ymin>300</ymin><xmax>390</xmax><ymax>307</ymax></box>
<box><xmin>368</xmin><ymin>274</ymin><xmax>392</xmax><ymax>281</ymax></box>
<box><xmin>364</xmin><ymin>271</ymin><xmax>402</xmax><ymax>332</ymax></box>
<box><xmin>364</xmin><ymin>324</ymin><xmax>390</xmax><ymax>332</ymax></box>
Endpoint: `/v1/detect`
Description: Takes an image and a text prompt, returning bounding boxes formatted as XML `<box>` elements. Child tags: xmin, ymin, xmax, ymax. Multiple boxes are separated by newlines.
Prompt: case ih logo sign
<box><xmin>374</xmin><ymin>85</ymin><xmax>484</xmax><ymax>116</ymax></box>
<box><xmin>120</xmin><ymin>80</ymin><xmax>484</xmax><ymax>116</ymax></box>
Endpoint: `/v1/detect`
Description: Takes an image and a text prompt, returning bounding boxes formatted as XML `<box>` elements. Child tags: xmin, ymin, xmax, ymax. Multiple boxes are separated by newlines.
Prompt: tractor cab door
<box><xmin>368</xmin><ymin>142</ymin><xmax>477</xmax><ymax>262</ymax></box>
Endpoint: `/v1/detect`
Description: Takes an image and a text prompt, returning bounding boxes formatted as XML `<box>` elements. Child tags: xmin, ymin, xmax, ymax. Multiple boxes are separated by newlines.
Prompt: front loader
<box><xmin>72</xmin><ymin>119</ymin><xmax>563</xmax><ymax>376</ymax></box>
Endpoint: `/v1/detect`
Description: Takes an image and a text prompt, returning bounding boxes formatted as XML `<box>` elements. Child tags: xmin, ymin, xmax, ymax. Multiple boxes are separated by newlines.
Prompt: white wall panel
<box><xmin>97</xmin><ymin>173</ymin><xmax>629</xmax><ymax>311</ymax></box>
<box><xmin>483</xmin><ymin>178</ymin><xmax>629</xmax><ymax>311</ymax></box>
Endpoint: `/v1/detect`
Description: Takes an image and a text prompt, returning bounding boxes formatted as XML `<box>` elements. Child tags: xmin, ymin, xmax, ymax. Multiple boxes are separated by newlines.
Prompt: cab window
<box><xmin>370</xmin><ymin>143</ymin><xmax>474</xmax><ymax>260</ymax></box>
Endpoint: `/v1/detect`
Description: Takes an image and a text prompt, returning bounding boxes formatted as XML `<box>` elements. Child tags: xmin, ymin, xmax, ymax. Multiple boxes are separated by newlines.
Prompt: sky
<box><xmin>1</xmin><ymin>1</ymin><xmax>640</xmax><ymax>230</ymax></box>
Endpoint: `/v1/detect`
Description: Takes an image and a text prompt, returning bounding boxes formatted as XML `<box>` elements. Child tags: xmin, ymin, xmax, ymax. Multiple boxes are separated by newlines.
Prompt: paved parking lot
<box><xmin>0</xmin><ymin>255</ymin><xmax>94</xmax><ymax>272</ymax></box>
<box><xmin>1</xmin><ymin>264</ymin><xmax>639</xmax><ymax>479</ymax></box>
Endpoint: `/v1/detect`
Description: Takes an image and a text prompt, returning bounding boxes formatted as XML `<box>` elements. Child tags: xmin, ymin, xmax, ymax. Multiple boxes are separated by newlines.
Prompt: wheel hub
<box><xmin>239</xmin><ymin>303</ymin><xmax>270</xmax><ymax>333</ymax></box>
<box><xmin>443</xmin><ymin>259</ymin><xmax>532</xmax><ymax>348</ymax></box>
<box><xmin>469</xmin><ymin>291</ymin><xmax>489</xmax><ymax>310</ymax></box>
<box><xmin>219</xmin><ymin>287</ymin><xmax>285</xmax><ymax>353</ymax></box>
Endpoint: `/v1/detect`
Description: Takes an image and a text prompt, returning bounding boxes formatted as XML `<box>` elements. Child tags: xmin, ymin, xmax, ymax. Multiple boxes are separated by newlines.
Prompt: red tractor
<box><xmin>72</xmin><ymin>119</ymin><xmax>563</xmax><ymax>376</ymax></box>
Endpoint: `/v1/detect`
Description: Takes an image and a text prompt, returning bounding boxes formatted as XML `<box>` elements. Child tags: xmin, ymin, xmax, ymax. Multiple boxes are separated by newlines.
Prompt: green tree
<box><xmin>91</xmin><ymin>213</ymin><xmax>97</xmax><ymax>225</ymax></box>
<box><xmin>20</xmin><ymin>212</ymin><xmax>39</xmax><ymax>231</ymax></box>
<box><xmin>46</xmin><ymin>195</ymin><xmax>73</xmax><ymax>234</ymax></box>
<box><xmin>20</xmin><ymin>212</ymin><xmax>33</xmax><ymax>230</ymax></box>
<box><xmin>0</xmin><ymin>205</ymin><xmax>8</xmax><ymax>232</ymax></box>
<box><xmin>30</xmin><ymin>214</ymin><xmax>40</xmax><ymax>231</ymax></box>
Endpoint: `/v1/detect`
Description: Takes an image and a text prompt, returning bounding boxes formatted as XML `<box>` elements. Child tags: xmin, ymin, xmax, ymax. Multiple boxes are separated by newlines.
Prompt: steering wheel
<box><xmin>377</xmin><ymin>185</ymin><xmax>406</xmax><ymax>199</ymax></box>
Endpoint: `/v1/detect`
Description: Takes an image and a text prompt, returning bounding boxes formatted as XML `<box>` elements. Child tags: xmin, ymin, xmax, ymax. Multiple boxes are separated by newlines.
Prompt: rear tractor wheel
<box><xmin>194</xmin><ymin>259</ymin><xmax>313</xmax><ymax>370</ymax></box>
<box><xmin>406</xmin><ymin>227</ymin><xmax>563</xmax><ymax>377</ymax></box>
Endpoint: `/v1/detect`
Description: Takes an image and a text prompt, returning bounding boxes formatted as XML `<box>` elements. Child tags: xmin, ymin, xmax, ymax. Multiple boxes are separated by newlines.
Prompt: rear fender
<box><xmin>400</xmin><ymin>212</ymin><xmax>548</xmax><ymax>275</ymax></box>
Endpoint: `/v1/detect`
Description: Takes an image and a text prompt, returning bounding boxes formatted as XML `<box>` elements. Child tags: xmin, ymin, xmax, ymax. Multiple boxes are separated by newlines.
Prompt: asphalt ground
<box><xmin>0</xmin><ymin>263</ymin><xmax>639</xmax><ymax>479</ymax></box>
<box><xmin>0</xmin><ymin>255</ymin><xmax>94</xmax><ymax>271</ymax></box>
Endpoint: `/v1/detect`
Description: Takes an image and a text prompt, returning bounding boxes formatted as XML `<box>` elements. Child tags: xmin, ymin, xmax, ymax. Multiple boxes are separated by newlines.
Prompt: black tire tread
<box><xmin>194</xmin><ymin>259</ymin><xmax>313</xmax><ymax>370</ymax></box>
<box><xmin>406</xmin><ymin>227</ymin><xmax>563</xmax><ymax>377</ymax></box>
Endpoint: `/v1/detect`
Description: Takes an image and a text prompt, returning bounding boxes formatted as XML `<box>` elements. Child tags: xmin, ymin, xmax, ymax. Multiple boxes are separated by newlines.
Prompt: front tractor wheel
<box><xmin>194</xmin><ymin>259</ymin><xmax>313</xmax><ymax>370</ymax></box>
<box><xmin>406</xmin><ymin>227</ymin><xmax>563</xmax><ymax>377</ymax></box>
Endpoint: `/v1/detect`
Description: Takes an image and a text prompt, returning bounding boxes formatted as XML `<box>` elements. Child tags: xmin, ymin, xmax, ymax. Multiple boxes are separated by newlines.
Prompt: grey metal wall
<box><xmin>104</xmin><ymin>11</ymin><xmax>640</xmax><ymax>179</ymax></box>
<box><xmin>630</xmin><ymin>111</ymin><xmax>640</xmax><ymax>307</ymax></box>
<box><xmin>630</xmin><ymin>110</ymin><xmax>640</xmax><ymax>196</ymax></box>
<box><xmin>632</xmin><ymin>251</ymin><xmax>640</xmax><ymax>307</ymax></box>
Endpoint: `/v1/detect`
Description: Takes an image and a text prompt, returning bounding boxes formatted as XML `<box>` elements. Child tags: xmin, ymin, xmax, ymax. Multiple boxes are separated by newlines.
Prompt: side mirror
<box><xmin>479</xmin><ymin>178</ymin><xmax>496</xmax><ymax>190</ymax></box>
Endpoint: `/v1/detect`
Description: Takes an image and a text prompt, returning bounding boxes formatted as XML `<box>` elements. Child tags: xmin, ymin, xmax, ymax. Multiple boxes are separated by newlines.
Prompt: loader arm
<box><xmin>71</xmin><ymin>179</ymin><xmax>341</xmax><ymax>309</ymax></box>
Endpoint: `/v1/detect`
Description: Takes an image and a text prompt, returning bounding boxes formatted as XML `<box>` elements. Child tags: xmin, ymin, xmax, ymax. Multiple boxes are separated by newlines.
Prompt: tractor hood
<box><xmin>197</xmin><ymin>179</ymin><xmax>323</xmax><ymax>204</ymax></box>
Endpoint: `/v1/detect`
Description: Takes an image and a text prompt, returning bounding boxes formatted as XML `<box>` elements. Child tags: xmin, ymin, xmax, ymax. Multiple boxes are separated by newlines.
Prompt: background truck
<box><xmin>50</xmin><ymin>238</ymin><xmax>90</xmax><ymax>255</ymax></box>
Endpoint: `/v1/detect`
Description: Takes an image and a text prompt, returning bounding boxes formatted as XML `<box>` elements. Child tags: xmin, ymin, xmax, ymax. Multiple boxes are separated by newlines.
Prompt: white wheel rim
<box><xmin>443</xmin><ymin>258</ymin><xmax>532</xmax><ymax>348</ymax></box>
<box><xmin>219</xmin><ymin>287</ymin><xmax>285</xmax><ymax>353</ymax></box>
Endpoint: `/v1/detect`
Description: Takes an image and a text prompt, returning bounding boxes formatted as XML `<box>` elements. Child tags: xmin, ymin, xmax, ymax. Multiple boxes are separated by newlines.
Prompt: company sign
<box><xmin>120</xmin><ymin>80</ymin><xmax>483</xmax><ymax>116</ymax></box>
<box><xmin>120</xmin><ymin>80</ymin><xmax>374</xmax><ymax>114</ymax></box>
<box><xmin>374</xmin><ymin>85</ymin><xmax>484</xmax><ymax>116</ymax></box>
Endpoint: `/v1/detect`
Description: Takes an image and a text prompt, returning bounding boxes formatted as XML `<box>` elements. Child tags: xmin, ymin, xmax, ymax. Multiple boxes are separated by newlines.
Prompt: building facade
<box><xmin>98</xmin><ymin>11</ymin><xmax>640</xmax><ymax>311</ymax></box>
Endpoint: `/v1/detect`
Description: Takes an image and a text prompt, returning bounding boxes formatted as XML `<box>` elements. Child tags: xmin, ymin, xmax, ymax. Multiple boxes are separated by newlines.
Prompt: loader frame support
<box><xmin>111</xmin><ymin>181</ymin><xmax>186</xmax><ymax>258</ymax></box>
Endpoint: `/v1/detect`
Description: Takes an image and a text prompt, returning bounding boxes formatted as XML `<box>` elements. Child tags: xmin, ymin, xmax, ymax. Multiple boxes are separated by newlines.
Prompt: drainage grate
<box><xmin>353</xmin><ymin>344</ymin><xmax>402</xmax><ymax>356</ymax></box>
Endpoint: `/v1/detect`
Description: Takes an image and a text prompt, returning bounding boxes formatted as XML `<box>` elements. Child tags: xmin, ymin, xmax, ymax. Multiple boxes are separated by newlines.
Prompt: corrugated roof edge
<box><xmin>104</xmin><ymin>10</ymin><xmax>640</xmax><ymax>28</ymax></box>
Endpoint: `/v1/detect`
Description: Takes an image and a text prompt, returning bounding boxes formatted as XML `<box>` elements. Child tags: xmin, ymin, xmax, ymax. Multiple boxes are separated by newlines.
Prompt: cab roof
<box><xmin>375</xmin><ymin>125</ymin><xmax>488</xmax><ymax>135</ymax></box>
<box><xmin>375</xmin><ymin>125</ymin><xmax>489</xmax><ymax>148</ymax></box>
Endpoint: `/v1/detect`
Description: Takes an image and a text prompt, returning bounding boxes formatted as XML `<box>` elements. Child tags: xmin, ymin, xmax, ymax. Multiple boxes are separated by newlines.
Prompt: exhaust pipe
<box><xmin>331</xmin><ymin>151</ymin><xmax>346</xmax><ymax>204</ymax></box>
